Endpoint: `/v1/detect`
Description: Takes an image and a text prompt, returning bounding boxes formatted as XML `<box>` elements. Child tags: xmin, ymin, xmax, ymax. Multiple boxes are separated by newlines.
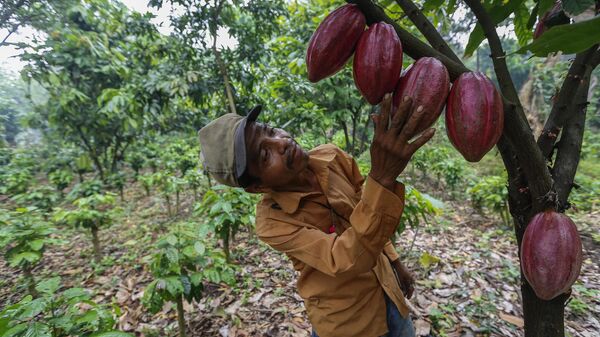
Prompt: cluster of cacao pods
<box><xmin>306</xmin><ymin>4</ymin><xmax>505</xmax><ymax>162</ymax></box>
<box><xmin>521</xmin><ymin>210</ymin><xmax>583</xmax><ymax>300</ymax></box>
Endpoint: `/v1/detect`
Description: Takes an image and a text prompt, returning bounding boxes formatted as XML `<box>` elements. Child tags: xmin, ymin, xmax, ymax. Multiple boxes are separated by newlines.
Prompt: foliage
<box><xmin>0</xmin><ymin>277</ymin><xmax>132</xmax><ymax>337</ymax></box>
<box><xmin>48</xmin><ymin>169</ymin><xmax>74</xmax><ymax>194</ymax></box>
<box><xmin>467</xmin><ymin>174</ymin><xmax>511</xmax><ymax>226</ymax></box>
<box><xmin>54</xmin><ymin>193</ymin><xmax>116</xmax><ymax>262</ymax></box>
<box><xmin>143</xmin><ymin>222</ymin><xmax>236</xmax><ymax>313</ymax></box>
<box><xmin>0</xmin><ymin>208</ymin><xmax>56</xmax><ymax>270</ymax></box>
<box><xmin>67</xmin><ymin>179</ymin><xmax>105</xmax><ymax>201</ymax></box>
<box><xmin>21</xmin><ymin>0</ymin><xmax>199</xmax><ymax>180</ymax></box>
<box><xmin>399</xmin><ymin>185</ymin><xmax>443</xmax><ymax>234</ymax></box>
<box><xmin>10</xmin><ymin>185</ymin><xmax>60</xmax><ymax>214</ymax></box>
<box><xmin>194</xmin><ymin>185</ymin><xmax>258</xmax><ymax>262</ymax></box>
<box><xmin>411</xmin><ymin>145</ymin><xmax>471</xmax><ymax>194</ymax></box>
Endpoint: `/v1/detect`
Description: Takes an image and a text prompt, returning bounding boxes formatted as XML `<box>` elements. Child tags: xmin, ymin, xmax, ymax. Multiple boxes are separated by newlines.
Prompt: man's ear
<box><xmin>244</xmin><ymin>184</ymin><xmax>270</xmax><ymax>194</ymax></box>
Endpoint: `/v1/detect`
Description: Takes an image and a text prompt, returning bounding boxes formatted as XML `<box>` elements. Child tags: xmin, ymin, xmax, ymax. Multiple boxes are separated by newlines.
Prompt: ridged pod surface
<box><xmin>445</xmin><ymin>72</ymin><xmax>504</xmax><ymax>162</ymax></box>
<box><xmin>521</xmin><ymin>211</ymin><xmax>583</xmax><ymax>301</ymax></box>
<box><xmin>306</xmin><ymin>4</ymin><xmax>366</xmax><ymax>83</ymax></box>
<box><xmin>393</xmin><ymin>57</ymin><xmax>450</xmax><ymax>134</ymax></box>
<box><xmin>353</xmin><ymin>22</ymin><xmax>403</xmax><ymax>105</ymax></box>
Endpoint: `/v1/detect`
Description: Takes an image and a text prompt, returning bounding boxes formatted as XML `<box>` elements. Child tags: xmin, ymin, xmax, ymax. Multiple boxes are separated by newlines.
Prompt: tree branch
<box><xmin>538</xmin><ymin>45</ymin><xmax>600</xmax><ymax>160</ymax></box>
<box><xmin>552</xmin><ymin>64</ymin><xmax>595</xmax><ymax>210</ymax></box>
<box><xmin>393</xmin><ymin>0</ymin><xmax>462</xmax><ymax>64</ymax></box>
<box><xmin>347</xmin><ymin>0</ymin><xmax>469</xmax><ymax>80</ymax></box>
<box><xmin>0</xmin><ymin>23</ymin><xmax>19</xmax><ymax>46</ymax></box>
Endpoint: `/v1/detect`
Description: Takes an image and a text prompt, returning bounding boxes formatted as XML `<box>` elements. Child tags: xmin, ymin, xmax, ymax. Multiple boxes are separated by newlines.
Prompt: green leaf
<box><xmin>24</xmin><ymin>323</ymin><xmax>51</xmax><ymax>337</ymax></box>
<box><xmin>166</xmin><ymin>234</ymin><xmax>178</xmax><ymax>246</ymax></box>
<box><xmin>538</xmin><ymin>0</ymin><xmax>555</xmax><ymax>18</ymax></box>
<box><xmin>562</xmin><ymin>0</ymin><xmax>595</xmax><ymax>15</ymax></box>
<box><xmin>91</xmin><ymin>332</ymin><xmax>135</xmax><ymax>337</ymax></box>
<box><xmin>464</xmin><ymin>0</ymin><xmax>526</xmax><ymax>57</ymax></box>
<box><xmin>9</xmin><ymin>252</ymin><xmax>41</xmax><ymax>267</ymax></box>
<box><xmin>35</xmin><ymin>276</ymin><xmax>61</xmax><ymax>295</ymax></box>
<box><xmin>63</xmin><ymin>288</ymin><xmax>88</xmax><ymax>299</ymax></box>
<box><xmin>514</xmin><ymin>3</ymin><xmax>533</xmax><ymax>46</ymax></box>
<box><xmin>20</xmin><ymin>298</ymin><xmax>47</xmax><ymax>319</ymax></box>
<box><xmin>419</xmin><ymin>251</ymin><xmax>441</xmax><ymax>268</ymax></box>
<box><xmin>28</xmin><ymin>239</ymin><xmax>44</xmax><ymax>251</ymax></box>
<box><xmin>194</xmin><ymin>242</ymin><xmax>205</xmax><ymax>255</ymax></box>
<box><xmin>516</xmin><ymin>16</ymin><xmax>600</xmax><ymax>56</ymax></box>
<box><xmin>423</xmin><ymin>0</ymin><xmax>445</xmax><ymax>11</ymax></box>
<box><xmin>2</xmin><ymin>323</ymin><xmax>28</xmax><ymax>337</ymax></box>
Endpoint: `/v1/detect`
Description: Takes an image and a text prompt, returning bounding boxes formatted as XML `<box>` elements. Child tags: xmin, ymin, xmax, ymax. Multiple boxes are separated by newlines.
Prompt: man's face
<box><xmin>244</xmin><ymin>122</ymin><xmax>309</xmax><ymax>191</ymax></box>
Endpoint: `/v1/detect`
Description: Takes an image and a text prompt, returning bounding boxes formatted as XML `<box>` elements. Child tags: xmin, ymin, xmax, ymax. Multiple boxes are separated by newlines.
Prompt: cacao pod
<box><xmin>353</xmin><ymin>22</ymin><xmax>403</xmax><ymax>105</ymax></box>
<box><xmin>533</xmin><ymin>1</ymin><xmax>569</xmax><ymax>39</ymax></box>
<box><xmin>306</xmin><ymin>4</ymin><xmax>366</xmax><ymax>83</ymax></box>
<box><xmin>521</xmin><ymin>210</ymin><xmax>583</xmax><ymax>300</ymax></box>
<box><xmin>392</xmin><ymin>57</ymin><xmax>450</xmax><ymax>134</ymax></box>
<box><xmin>445</xmin><ymin>72</ymin><xmax>504</xmax><ymax>162</ymax></box>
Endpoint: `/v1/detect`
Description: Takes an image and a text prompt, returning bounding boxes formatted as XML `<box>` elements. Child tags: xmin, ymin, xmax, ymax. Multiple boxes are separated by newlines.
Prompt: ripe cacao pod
<box><xmin>392</xmin><ymin>57</ymin><xmax>450</xmax><ymax>134</ymax></box>
<box><xmin>353</xmin><ymin>22</ymin><xmax>403</xmax><ymax>105</ymax></box>
<box><xmin>306</xmin><ymin>4</ymin><xmax>366</xmax><ymax>83</ymax></box>
<box><xmin>445</xmin><ymin>72</ymin><xmax>504</xmax><ymax>162</ymax></box>
<box><xmin>521</xmin><ymin>210</ymin><xmax>583</xmax><ymax>300</ymax></box>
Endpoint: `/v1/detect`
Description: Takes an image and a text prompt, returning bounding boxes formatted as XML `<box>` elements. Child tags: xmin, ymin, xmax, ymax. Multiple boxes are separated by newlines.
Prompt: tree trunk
<box><xmin>176</xmin><ymin>295</ymin><xmax>187</xmax><ymax>337</ymax></box>
<box><xmin>23</xmin><ymin>265</ymin><xmax>38</xmax><ymax>298</ymax></box>
<box><xmin>91</xmin><ymin>225</ymin><xmax>101</xmax><ymax>263</ymax></box>
<box><xmin>223</xmin><ymin>227</ymin><xmax>230</xmax><ymax>263</ymax></box>
<box><xmin>165</xmin><ymin>195</ymin><xmax>172</xmax><ymax>217</ymax></box>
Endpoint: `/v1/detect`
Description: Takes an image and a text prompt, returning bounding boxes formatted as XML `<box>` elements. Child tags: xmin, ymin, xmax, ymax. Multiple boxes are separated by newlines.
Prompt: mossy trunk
<box><xmin>23</xmin><ymin>265</ymin><xmax>38</xmax><ymax>298</ymax></box>
<box><xmin>91</xmin><ymin>225</ymin><xmax>102</xmax><ymax>263</ymax></box>
<box><xmin>176</xmin><ymin>295</ymin><xmax>187</xmax><ymax>337</ymax></box>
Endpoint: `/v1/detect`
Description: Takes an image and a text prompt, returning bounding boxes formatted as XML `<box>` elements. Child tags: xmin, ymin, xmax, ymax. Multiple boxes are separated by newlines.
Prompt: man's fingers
<box><xmin>391</xmin><ymin>95</ymin><xmax>412</xmax><ymax>131</ymax></box>
<box><xmin>398</xmin><ymin>105</ymin><xmax>425</xmax><ymax>142</ymax></box>
<box><xmin>407</xmin><ymin>128</ymin><xmax>436</xmax><ymax>154</ymax></box>
<box><xmin>379</xmin><ymin>93</ymin><xmax>393</xmax><ymax>132</ymax></box>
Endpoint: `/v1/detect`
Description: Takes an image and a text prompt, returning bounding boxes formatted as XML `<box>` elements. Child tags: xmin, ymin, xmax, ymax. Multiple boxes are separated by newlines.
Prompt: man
<box><xmin>198</xmin><ymin>93</ymin><xmax>435</xmax><ymax>337</ymax></box>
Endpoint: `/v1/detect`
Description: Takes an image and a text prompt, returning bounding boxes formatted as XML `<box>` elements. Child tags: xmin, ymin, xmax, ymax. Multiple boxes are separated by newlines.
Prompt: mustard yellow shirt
<box><xmin>255</xmin><ymin>144</ymin><xmax>409</xmax><ymax>337</ymax></box>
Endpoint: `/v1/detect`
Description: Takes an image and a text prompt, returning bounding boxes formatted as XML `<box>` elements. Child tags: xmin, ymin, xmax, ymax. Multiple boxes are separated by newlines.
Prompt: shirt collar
<box><xmin>267</xmin><ymin>148</ymin><xmax>335</xmax><ymax>214</ymax></box>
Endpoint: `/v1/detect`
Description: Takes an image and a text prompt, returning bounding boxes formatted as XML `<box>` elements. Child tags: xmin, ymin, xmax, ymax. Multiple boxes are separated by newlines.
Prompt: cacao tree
<box><xmin>54</xmin><ymin>193</ymin><xmax>117</xmax><ymax>263</ymax></box>
<box><xmin>142</xmin><ymin>221</ymin><xmax>236</xmax><ymax>337</ymax></box>
<box><xmin>0</xmin><ymin>276</ymin><xmax>133</xmax><ymax>336</ymax></box>
<box><xmin>0</xmin><ymin>208</ymin><xmax>58</xmax><ymax>297</ymax></box>
<box><xmin>344</xmin><ymin>0</ymin><xmax>600</xmax><ymax>335</ymax></box>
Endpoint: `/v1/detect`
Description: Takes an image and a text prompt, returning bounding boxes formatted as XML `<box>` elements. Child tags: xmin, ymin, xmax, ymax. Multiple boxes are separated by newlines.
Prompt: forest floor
<box><xmin>1</xmin><ymin>179</ymin><xmax>599</xmax><ymax>337</ymax></box>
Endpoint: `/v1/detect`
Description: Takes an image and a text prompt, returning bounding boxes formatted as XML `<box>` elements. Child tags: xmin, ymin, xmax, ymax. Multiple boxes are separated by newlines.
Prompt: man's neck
<box><xmin>272</xmin><ymin>167</ymin><xmax>321</xmax><ymax>194</ymax></box>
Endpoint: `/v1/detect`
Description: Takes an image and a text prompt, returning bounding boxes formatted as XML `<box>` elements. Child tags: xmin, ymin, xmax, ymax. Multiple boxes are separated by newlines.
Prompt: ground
<box><xmin>1</xmin><ymin>179</ymin><xmax>598</xmax><ymax>337</ymax></box>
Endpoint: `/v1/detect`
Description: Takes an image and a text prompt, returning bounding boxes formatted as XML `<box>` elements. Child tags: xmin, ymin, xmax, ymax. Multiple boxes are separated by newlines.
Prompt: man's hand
<box><xmin>391</xmin><ymin>259</ymin><xmax>415</xmax><ymax>299</ymax></box>
<box><xmin>369</xmin><ymin>93</ymin><xmax>435</xmax><ymax>190</ymax></box>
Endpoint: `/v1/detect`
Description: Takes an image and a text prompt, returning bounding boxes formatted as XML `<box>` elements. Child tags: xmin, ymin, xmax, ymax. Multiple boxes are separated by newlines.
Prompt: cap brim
<box><xmin>233</xmin><ymin>105</ymin><xmax>262</xmax><ymax>180</ymax></box>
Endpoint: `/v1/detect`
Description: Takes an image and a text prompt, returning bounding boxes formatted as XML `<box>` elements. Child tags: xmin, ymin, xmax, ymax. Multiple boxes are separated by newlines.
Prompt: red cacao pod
<box><xmin>392</xmin><ymin>57</ymin><xmax>450</xmax><ymax>134</ymax></box>
<box><xmin>353</xmin><ymin>22</ymin><xmax>403</xmax><ymax>105</ymax></box>
<box><xmin>521</xmin><ymin>210</ymin><xmax>583</xmax><ymax>300</ymax></box>
<box><xmin>306</xmin><ymin>4</ymin><xmax>366</xmax><ymax>83</ymax></box>
<box><xmin>445</xmin><ymin>72</ymin><xmax>504</xmax><ymax>162</ymax></box>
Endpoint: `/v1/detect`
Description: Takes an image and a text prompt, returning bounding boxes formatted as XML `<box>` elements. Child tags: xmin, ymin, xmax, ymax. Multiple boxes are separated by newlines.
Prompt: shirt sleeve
<box><xmin>256</xmin><ymin>177</ymin><xmax>405</xmax><ymax>277</ymax></box>
<box><xmin>383</xmin><ymin>240</ymin><xmax>400</xmax><ymax>262</ymax></box>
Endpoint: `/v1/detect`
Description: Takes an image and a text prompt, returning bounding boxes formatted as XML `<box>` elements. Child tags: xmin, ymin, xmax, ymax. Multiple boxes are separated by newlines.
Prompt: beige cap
<box><xmin>197</xmin><ymin>106</ymin><xmax>262</xmax><ymax>187</ymax></box>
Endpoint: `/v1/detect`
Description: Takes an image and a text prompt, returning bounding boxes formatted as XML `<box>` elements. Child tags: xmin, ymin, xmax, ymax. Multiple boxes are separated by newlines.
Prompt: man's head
<box><xmin>198</xmin><ymin>106</ymin><xmax>309</xmax><ymax>193</ymax></box>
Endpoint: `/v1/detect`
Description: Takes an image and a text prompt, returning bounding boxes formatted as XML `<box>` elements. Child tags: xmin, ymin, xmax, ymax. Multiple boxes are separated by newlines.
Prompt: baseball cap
<box><xmin>197</xmin><ymin>106</ymin><xmax>262</xmax><ymax>187</ymax></box>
